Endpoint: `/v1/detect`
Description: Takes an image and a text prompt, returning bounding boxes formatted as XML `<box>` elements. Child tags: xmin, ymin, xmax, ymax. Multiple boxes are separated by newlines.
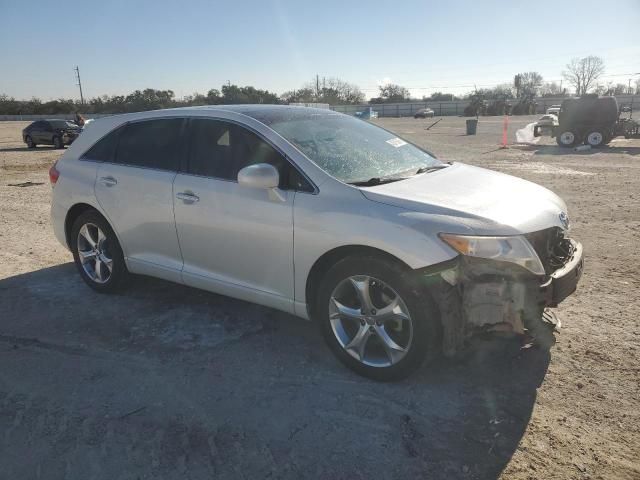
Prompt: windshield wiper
<box><xmin>349</xmin><ymin>163</ymin><xmax>452</xmax><ymax>187</ymax></box>
<box><xmin>415</xmin><ymin>164</ymin><xmax>450</xmax><ymax>174</ymax></box>
<box><xmin>348</xmin><ymin>176</ymin><xmax>407</xmax><ymax>187</ymax></box>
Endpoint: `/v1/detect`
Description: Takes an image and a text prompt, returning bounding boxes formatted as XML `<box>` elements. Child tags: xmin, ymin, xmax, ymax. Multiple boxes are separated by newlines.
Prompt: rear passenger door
<box><xmin>31</xmin><ymin>121</ymin><xmax>48</xmax><ymax>143</ymax></box>
<box><xmin>91</xmin><ymin>118</ymin><xmax>187</xmax><ymax>282</ymax></box>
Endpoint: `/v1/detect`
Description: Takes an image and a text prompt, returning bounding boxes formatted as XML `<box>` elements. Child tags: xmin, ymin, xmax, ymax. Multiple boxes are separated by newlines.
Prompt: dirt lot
<box><xmin>1</xmin><ymin>116</ymin><xmax>638</xmax><ymax>479</ymax></box>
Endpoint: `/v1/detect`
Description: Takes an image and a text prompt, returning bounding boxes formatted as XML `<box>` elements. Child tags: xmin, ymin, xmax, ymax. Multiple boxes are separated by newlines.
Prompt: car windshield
<box><xmin>256</xmin><ymin>112</ymin><xmax>441</xmax><ymax>184</ymax></box>
<box><xmin>49</xmin><ymin>120</ymin><xmax>77</xmax><ymax>129</ymax></box>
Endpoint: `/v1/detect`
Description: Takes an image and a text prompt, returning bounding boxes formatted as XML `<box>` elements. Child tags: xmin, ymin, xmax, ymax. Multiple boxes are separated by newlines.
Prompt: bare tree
<box><xmin>540</xmin><ymin>81</ymin><xmax>563</xmax><ymax>97</ymax></box>
<box><xmin>514</xmin><ymin>72</ymin><xmax>543</xmax><ymax>98</ymax></box>
<box><xmin>602</xmin><ymin>83</ymin><xmax>629</xmax><ymax>96</ymax></box>
<box><xmin>562</xmin><ymin>56</ymin><xmax>605</xmax><ymax>95</ymax></box>
<box><xmin>282</xmin><ymin>77</ymin><xmax>364</xmax><ymax>105</ymax></box>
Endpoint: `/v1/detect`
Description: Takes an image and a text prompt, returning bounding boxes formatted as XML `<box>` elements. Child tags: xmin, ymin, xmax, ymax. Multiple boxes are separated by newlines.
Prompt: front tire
<box><xmin>53</xmin><ymin>136</ymin><xmax>63</xmax><ymax>149</ymax></box>
<box><xmin>71</xmin><ymin>211</ymin><xmax>129</xmax><ymax>293</ymax></box>
<box><xmin>25</xmin><ymin>135</ymin><xmax>36</xmax><ymax>148</ymax></box>
<box><xmin>556</xmin><ymin>130</ymin><xmax>578</xmax><ymax>147</ymax></box>
<box><xmin>316</xmin><ymin>256</ymin><xmax>440</xmax><ymax>381</ymax></box>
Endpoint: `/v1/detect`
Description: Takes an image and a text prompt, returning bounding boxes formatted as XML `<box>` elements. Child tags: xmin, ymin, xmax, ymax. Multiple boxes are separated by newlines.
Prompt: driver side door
<box><xmin>173</xmin><ymin>118</ymin><xmax>313</xmax><ymax>313</ymax></box>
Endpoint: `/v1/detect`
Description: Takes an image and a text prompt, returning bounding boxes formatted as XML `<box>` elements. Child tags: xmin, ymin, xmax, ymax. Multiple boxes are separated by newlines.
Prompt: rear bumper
<box><xmin>541</xmin><ymin>240</ymin><xmax>584</xmax><ymax>307</ymax></box>
<box><xmin>50</xmin><ymin>196</ymin><xmax>69</xmax><ymax>251</ymax></box>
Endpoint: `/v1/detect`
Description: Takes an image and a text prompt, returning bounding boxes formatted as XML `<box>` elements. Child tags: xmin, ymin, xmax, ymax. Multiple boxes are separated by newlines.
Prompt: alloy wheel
<box><xmin>77</xmin><ymin>223</ymin><xmax>113</xmax><ymax>284</ymax></box>
<box><xmin>329</xmin><ymin>275</ymin><xmax>413</xmax><ymax>367</ymax></box>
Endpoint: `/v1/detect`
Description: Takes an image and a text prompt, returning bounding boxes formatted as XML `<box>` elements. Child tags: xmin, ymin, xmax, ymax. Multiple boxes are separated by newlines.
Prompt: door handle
<box><xmin>98</xmin><ymin>176</ymin><xmax>117</xmax><ymax>187</ymax></box>
<box><xmin>176</xmin><ymin>192</ymin><xmax>200</xmax><ymax>203</ymax></box>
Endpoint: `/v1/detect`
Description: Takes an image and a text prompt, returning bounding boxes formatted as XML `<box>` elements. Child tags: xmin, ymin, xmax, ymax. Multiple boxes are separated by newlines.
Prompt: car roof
<box><xmin>176</xmin><ymin>104</ymin><xmax>341</xmax><ymax>123</ymax></box>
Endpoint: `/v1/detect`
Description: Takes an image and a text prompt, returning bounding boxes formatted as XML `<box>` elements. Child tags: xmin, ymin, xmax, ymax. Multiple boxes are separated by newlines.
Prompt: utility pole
<box><xmin>74</xmin><ymin>66</ymin><xmax>84</xmax><ymax>105</ymax></box>
<box><xmin>316</xmin><ymin>74</ymin><xmax>320</xmax><ymax>99</ymax></box>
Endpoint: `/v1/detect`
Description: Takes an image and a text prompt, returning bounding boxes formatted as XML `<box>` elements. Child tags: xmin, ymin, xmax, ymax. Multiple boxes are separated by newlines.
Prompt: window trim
<box><xmin>183</xmin><ymin>117</ymin><xmax>318</xmax><ymax>194</ymax></box>
<box><xmin>79</xmin><ymin>114</ymin><xmax>318</xmax><ymax>193</ymax></box>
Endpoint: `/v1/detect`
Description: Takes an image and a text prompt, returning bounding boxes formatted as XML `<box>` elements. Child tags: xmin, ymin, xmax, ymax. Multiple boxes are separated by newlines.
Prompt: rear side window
<box><xmin>81</xmin><ymin>126</ymin><xmax>122</xmax><ymax>162</ymax></box>
<box><xmin>116</xmin><ymin>118</ymin><xmax>186</xmax><ymax>171</ymax></box>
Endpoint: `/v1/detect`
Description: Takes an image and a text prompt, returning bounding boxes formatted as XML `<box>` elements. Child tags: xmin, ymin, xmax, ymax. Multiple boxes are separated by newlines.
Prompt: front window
<box><xmin>254</xmin><ymin>112</ymin><xmax>442</xmax><ymax>184</ymax></box>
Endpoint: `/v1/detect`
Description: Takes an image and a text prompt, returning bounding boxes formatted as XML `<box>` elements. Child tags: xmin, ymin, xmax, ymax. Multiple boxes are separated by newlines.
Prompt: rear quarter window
<box><xmin>81</xmin><ymin>126</ymin><xmax>122</xmax><ymax>162</ymax></box>
<box><xmin>116</xmin><ymin>118</ymin><xmax>186</xmax><ymax>171</ymax></box>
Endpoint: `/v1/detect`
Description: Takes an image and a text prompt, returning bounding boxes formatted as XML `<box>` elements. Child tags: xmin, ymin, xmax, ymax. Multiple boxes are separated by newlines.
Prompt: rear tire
<box><xmin>70</xmin><ymin>210</ymin><xmax>129</xmax><ymax>293</ymax></box>
<box><xmin>25</xmin><ymin>135</ymin><xmax>35</xmax><ymax>148</ymax></box>
<box><xmin>585</xmin><ymin>130</ymin><xmax>605</xmax><ymax>147</ymax></box>
<box><xmin>315</xmin><ymin>255</ymin><xmax>440</xmax><ymax>381</ymax></box>
<box><xmin>556</xmin><ymin>130</ymin><xmax>578</xmax><ymax>147</ymax></box>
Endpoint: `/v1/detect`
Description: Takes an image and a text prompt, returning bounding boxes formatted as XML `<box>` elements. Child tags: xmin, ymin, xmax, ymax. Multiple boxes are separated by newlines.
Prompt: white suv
<box><xmin>50</xmin><ymin>106</ymin><xmax>583</xmax><ymax>380</ymax></box>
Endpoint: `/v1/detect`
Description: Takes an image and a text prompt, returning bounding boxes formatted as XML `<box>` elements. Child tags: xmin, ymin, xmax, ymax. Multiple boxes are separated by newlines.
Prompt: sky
<box><xmin>1</xmin><ymin>0</ymin><xmax>639</xmax><ymax>101</ymax></box>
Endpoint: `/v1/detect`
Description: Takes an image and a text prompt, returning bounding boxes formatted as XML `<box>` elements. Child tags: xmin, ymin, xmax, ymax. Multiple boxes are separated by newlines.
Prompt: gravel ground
<box><xmin>0</xmin><ymin>116</ymin><xmax>638</xmax><ymax>480</ymax></box>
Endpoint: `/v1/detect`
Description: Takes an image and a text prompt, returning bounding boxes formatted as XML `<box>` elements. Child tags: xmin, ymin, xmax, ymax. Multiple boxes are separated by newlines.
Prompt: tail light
<box><xmin>49</xmin><ymin>160</ymin><xmax>60</xmax><ymax>185</ymax></box>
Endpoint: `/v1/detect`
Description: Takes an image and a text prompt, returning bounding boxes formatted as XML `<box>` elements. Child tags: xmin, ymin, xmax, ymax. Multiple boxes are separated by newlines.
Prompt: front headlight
<box><xmin>439</xmin><ymin>233</ymin><xmax>545</xmax><ymax>275</ymax></box>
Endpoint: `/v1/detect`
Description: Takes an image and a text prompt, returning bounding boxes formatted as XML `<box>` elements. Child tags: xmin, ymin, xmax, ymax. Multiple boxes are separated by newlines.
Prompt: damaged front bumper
<box><xmin>541</xmin><ymin>241</ymin><xmax>584</xmax><ymax>307</ymax></box>
<box><xmin>421</xmin><ymin>239</ymin><xmax>584</xmax><ymax>355</ymax></box>
<box><xmin>62</xmin><ymin>131</ymin><xmax>80</xmax><ymax>145</ymax></box>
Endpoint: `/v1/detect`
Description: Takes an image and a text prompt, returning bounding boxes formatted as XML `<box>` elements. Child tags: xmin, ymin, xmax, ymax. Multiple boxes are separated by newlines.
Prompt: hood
<box><xmin>360</xmin><ymin>163</ymin><xmax>568</xmax><ymax>235</ymax></box>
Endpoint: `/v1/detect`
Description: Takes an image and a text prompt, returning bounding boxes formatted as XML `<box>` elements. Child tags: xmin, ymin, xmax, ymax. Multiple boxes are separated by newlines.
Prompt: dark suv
<box><xmin>22</xmin><ymin>120</ymin><xmax>82</xmax><ymax>149</ymax></box>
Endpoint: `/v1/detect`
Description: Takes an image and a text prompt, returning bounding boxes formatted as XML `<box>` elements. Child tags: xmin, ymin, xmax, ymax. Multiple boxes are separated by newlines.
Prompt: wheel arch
<box><xmin>304</xmin><ymin>245</ymin><xmax>412</xmax><ymax>318</ymax></box>
<box><xmin>64</xmin><ymin>203</ymin><xmax>109</xmax><ymax>249</ymax></box>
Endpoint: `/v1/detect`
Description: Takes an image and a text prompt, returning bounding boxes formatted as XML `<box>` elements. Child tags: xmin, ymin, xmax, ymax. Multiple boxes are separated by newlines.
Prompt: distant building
<box><xmin>289</xmin><ymin>102</ymin><xmax>331</xmax><ymax>109</ymax></box>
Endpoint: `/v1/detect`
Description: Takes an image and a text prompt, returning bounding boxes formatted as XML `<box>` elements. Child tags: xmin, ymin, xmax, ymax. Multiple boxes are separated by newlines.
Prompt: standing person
<box><xmin>74</xmin><ymin>112</ymin><xmax>85</xmax><ymax>127</ymax></box>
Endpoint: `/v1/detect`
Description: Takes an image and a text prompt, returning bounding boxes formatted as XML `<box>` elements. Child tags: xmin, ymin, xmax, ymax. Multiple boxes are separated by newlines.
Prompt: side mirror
<box><xmin>237</xmin><ymin>163</ymin><xmax>286</xmax><ymax>202</ymax></box>
<box><xmin>237</xmin><ymin>163</ymin><xmax>279</xmax><ymax>189</ymax></box>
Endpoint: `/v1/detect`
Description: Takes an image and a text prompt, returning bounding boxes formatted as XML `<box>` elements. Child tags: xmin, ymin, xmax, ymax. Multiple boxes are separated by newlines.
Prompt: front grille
<box><xmin>525</xmin><ymin>227</ymin><xmax>573</xmax><ymax>274</ymax></box>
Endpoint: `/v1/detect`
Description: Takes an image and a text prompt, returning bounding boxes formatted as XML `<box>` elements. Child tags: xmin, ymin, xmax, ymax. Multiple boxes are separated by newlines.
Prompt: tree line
<box><xmin>1</xmin><ymin>56</ymin><xmax>638</xmax><ymax>115</ymax></box>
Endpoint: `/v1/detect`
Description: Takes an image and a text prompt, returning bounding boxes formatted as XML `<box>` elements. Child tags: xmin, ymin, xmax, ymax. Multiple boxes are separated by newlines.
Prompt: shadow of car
<box><xmin>0</xmin><ymin>262</ymin><xmax>550</xmax><ymax>478</ymax></box>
